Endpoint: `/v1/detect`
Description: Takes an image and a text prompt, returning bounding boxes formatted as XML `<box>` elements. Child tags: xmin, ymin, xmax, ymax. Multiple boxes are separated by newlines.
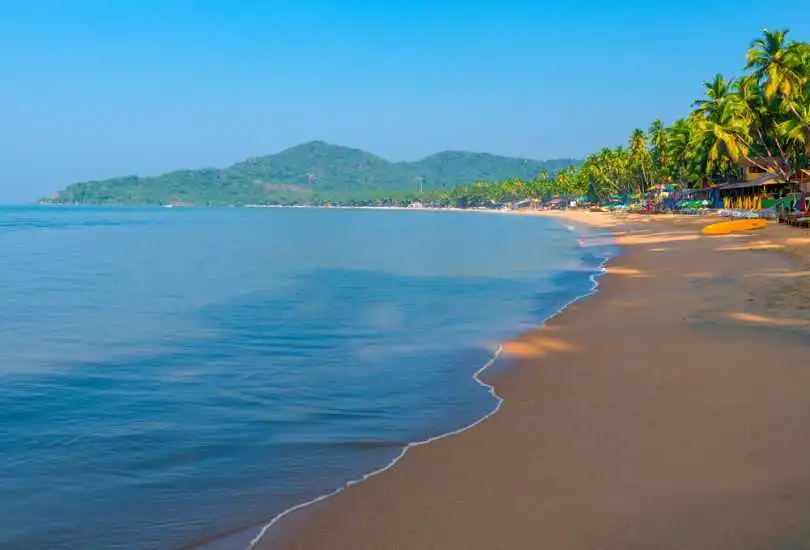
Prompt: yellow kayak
<box><xmin>702</xmin><ymin>218</ymin><xmax>767</xmax><ymax>235</ymax></box>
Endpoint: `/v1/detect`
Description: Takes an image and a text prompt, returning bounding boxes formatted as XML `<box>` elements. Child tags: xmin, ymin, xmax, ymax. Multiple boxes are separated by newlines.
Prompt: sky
<box><xmin>1</xmin><ymin>0</ymin><xmax>809</xmax><ymax>202</ymax></box>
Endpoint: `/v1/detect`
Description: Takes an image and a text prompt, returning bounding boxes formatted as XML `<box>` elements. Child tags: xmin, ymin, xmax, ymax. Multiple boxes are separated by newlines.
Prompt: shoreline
<box><xmin>239</xmin><ymin>210</ymin><xmax>615</xmax><ymax>549</ymax></box>
<box><xmin>261</xmin><ymin>211</ymin><xmax>810</xmax><ymax>550</ymax></box>
<box><xmin>245</xmin><ymin>346</ymin><xmax>506</xmax><ymax>549</ymax></box>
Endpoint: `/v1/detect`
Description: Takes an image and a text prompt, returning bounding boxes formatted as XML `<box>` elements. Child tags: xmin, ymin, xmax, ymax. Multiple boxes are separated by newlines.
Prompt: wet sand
<box><xmin>260</xmin><ymin>212</ymin><xmax>810</xmax><ymax>550</ymax></box>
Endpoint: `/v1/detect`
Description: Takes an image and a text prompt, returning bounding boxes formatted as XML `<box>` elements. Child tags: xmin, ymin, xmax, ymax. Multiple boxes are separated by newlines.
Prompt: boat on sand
<box><xmin>702</xmin><ymin>218</ymin><xmax>767</xmax><ymax>235</ymax></box>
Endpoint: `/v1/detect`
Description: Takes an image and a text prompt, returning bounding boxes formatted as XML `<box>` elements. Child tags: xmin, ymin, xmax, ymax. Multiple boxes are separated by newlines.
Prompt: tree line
<box><xmin>352</xmin><ymin>29</ymin><xmax>809</xmax><ymax>209</ymax></box>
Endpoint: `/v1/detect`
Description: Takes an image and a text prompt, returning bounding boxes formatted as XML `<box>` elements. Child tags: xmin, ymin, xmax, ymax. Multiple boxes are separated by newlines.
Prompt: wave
<box><xmin>245</xmin><ymin>233</ymin><xmax>616</xmax><ymax>549</ymax></box>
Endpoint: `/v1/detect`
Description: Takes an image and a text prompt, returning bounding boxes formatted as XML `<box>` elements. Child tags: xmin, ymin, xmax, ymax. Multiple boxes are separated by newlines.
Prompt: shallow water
<box><xmin>0</xmin><ymin>206</ymin><xmax>614</xmax><ymax>549</ymax></box>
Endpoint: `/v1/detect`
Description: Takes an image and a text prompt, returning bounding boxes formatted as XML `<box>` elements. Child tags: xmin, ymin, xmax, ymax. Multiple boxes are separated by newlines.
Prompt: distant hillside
<box><xmin>43</xmin><ymin>141</ymin><xmax>579</xmax><ymax>206</ymax></box>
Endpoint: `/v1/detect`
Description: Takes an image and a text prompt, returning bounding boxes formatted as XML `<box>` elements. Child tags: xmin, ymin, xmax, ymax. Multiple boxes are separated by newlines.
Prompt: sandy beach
<box><xmin>259</xmin><ymin>211</ymin><xmax>810</xmax><ymax>550</ymax></box>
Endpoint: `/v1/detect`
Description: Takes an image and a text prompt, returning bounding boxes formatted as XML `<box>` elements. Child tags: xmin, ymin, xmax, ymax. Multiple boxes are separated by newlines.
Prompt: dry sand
<box><xmin>261</xmin><ymin>212</ymin><xmax>810</xmax><ymax>550</ymax></box>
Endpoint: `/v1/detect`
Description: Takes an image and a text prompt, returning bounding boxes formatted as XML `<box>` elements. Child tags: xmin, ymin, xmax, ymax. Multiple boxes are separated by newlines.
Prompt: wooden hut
<box><xmin>715</xmin><ymin>157</ymin><xmax>797</xmax><ymax>210</ymax></box>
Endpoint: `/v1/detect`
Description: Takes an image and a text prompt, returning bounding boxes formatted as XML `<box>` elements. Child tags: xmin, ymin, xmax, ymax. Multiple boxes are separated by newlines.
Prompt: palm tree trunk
<box><xmin>639</xmin><ymin>161</ymin><xmax>651</xmax><ymax>194</ymax></box>
<box><xmin>753</xmin><ymin>126</ymin><xmax>776</xmax><ymax>159</ymax></box>
<box><xmin>787</xmin><ymin>103</ymin><xmax>810</xmax><ymax>130</ymax></box>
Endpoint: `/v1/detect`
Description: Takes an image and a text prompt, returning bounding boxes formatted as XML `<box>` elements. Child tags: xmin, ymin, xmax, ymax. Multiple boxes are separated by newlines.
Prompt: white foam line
<box><xmin>245</xmin><ymin>345</ymin><xmax>504</xmax><ymax>549</ymax></box>
<box><xmin>247</xmin><ymin>242</ymin><xmax>616</xmax><ymax>550</ymax></box>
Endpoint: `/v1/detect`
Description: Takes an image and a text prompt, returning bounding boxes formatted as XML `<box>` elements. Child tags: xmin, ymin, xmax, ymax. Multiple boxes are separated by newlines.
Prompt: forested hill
<box><xmin>42</xmin><ymin>141</ymin><xmax>579</xmax><ymax>205</ymax></box>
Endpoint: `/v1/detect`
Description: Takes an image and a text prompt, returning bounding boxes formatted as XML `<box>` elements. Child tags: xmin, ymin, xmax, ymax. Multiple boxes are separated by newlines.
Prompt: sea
<box><xmin>0</xmin><ymin>205</ymin><xmax>616</xmax><ymax>549</ymax></box>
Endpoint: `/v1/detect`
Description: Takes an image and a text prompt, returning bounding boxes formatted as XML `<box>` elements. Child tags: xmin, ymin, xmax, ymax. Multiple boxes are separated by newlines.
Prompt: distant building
<box><xmin>737</xmin><ymin>157</ymin><xmax>790</xmax><ymax>182</ymax></box>
<box><xmin>713</xmin><ymin>157</ymin><xmax>796</xmax><ymax>209</ymax></box>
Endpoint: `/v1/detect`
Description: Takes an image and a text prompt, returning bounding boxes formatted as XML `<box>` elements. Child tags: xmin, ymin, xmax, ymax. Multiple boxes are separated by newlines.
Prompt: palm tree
<box><xmin>524</xmin><ymin>28</ymin><xmax>810</xmax><ymax>209</ymax></box>
<box><xmin>554</xmin><ymin>165</ymin><xmax>584</xmax><ymax>198</ymax></box>
<box><xmin>732</xmin><ymin>74</ymin><xmax>803</xmax><ymax>181</ymax></box>
<box><xmin>692</xmin><ymin>99</ymin><xmax>751</xmax><ymax>181</ymax></box>
<box><xmin>777</xmin><ymin>86</ymin><xmax>810</xmax><ymax>155</ymax></box>
<box><xmin>648</xmin><ymin>119</ymin><xmax>670</xmax><ymax>182</ymax></box>
<box><xmin>629</xmin><ymin>128</ymin><xmax>652</xmax><ymax>192</ymax></box>
<box><xmin>586</xmin><ymin>147</ymin><xmax>633</xmax><ymax>197</ymax></box>
<box><xmin>732</xmin><ymin>75</ymin><xmax>772</xmax><ymax>150</ymax></box>
<box><xmin>746</xmin><ymin>29</ymin><xmax>810</xmax><ymax>129</ymax></box>
<box><xmin>690</xmin><ymin>72</ymin><xmax>777</xmax><ymax>181</ymax></box>
<box><xmin>528</xmin><ymin>169</ymin><xmax>552</xmax><ymax>201</ymax></box>
<box><xmin>746</xmin><ymin>29</ymin><xmax>808</xmax><ymax>101</ymax></box>
<box><xmin>693</xmin><ymin>74</ymin><xmax>733</xmax><ymax>114</ymax></box>
<box><xmin>668</xmin><ymin>117</ymin><xmax>700</xmax><ymax>183</ymax></box>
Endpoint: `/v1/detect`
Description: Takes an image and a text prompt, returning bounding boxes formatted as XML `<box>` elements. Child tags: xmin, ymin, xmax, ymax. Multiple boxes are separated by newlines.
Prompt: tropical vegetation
<box><xmin>42</xmin><ymin>29</ymin><xmax>809</xmax><ymax>209</ymax></box>
<box><xmin>414</xmin><ymin>28</ymin><xmax>810</xmax><ymax>208</ymax></box>
<box><xmin>42</xmin><ymin>141</ymin><xmax>577</xmax><ymax>206</ymax></box>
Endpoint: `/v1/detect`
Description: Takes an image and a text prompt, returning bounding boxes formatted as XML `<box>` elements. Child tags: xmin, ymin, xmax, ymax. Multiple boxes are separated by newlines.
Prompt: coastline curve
<box><xmin>246</xmin><ymin>220</ymin><xmax>617</xmax><ymax>549</ymax></box>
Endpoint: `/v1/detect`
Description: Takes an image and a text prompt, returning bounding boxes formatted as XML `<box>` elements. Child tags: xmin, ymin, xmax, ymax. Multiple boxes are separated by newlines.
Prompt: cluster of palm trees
<box><xmin>423</xmin><ymin>166</ymin><xmax>583</xmax><ymax>207</ymax></box>
<box><xmin>428</xmin><ymin>28</ymin><xmax>809</xmax><ymax>208</ymax></box>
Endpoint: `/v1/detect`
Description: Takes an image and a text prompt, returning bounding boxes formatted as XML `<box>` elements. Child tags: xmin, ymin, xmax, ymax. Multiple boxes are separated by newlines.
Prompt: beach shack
<box><xmin>775</xmin><ymin>169</ymin><xmax>810</xmax><ymax>223</ymax></box>
<box><xmin>714</xmin><ymin>157</ymin><xmax>798</xmax><ymax>210</ymax></box>
<box><xmin>665</xmin><ymin>185</ymin><xmax>714</xmax><ymax>211</ymax></box>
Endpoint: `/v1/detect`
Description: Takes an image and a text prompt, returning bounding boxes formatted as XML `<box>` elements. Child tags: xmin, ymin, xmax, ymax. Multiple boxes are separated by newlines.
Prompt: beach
<box><xmin>259</xmin><ymin>211</ymin><xmax>810</xmax><ymax>550</ymax></box>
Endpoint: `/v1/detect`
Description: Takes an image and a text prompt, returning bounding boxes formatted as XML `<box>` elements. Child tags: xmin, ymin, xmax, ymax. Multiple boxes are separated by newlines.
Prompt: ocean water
<box><xmin>0</xmin><ymin>206</ymin><xmax>615</xmax><ymax>549</ymax></box>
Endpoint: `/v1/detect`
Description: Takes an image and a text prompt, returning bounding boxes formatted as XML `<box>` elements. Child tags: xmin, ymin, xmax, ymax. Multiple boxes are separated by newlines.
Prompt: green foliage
<box><xmin>369</xmin><ymin>28</ymin><xmax>810</xmax><ymax>209</ymax></box>
<box><xmin>42</xmin><ymin>29</ymin><xmax>810</xmax><ymax>210</ymax></box>
<box><xmin>418</xmin><ymin>28</ymin><xmax>810</xmax><ymax>208</ymax></box>
<box><xmin>43</xmin><ymin>141</ymin><xmax>578</xmax><ymax>206</ymax></box>
<box><xmin>553</xmin><ymin>28</ymin><xmax>810</xmax><ymax>203</ymax></box>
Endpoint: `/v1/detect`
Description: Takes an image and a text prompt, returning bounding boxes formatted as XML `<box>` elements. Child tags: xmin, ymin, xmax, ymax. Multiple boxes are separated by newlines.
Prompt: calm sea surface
<box><xmin>0</xmin><ymin>206</ymin><xmax>615</xmax><ymax>549</ymax></box>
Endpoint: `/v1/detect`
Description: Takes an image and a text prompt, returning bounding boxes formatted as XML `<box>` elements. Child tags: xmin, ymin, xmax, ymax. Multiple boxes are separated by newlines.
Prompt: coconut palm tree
<box><xmin>586</xmin><ymin>147</ymin><xmax>633</xmax><ymax>197</ymax></box>
<box><xmin>668</xmin><ymin>117</ymin><xmax>700</xmax><ymax>183</ymax></box>
<box><xmin>554</xmin><ymin>165</ymin><xmax>584</xmax><ymax>197</ymax></box>
<box><xmin>746</xmin><ymin>29</ymin><xmax>810</xmax><ymax>131</ymax></box>
<box><xmin>692</xmin><ymin>95</ymin><xmax>752</xmax><ymax>181</ymax></box>
<box><xmin>528</xmin><ymin>169</ymin><xmax>553</xmax><ymax>200</ymax></box>
<box><xmin>732</xmin><ymin>75</ymin><xmax>774</xmax><ymax>152</ymax></box>
<box><xmin>691</xmin><ymin>72</ymin><xmax>771</xmax><ymax>180</ymax></box>
<box><xmin>777</xmin><ymin>86</ymin><xmax>810</xmax><ymax>156</ymax></box>
<box><xmin>693</xmin><ymin>74</ymin><xmax>733</xmax><ymax>114</ymax></box>
<box><xmin>727</xmin><ymin>74</ymin><xmax>796</xmax><ymax>180</ymax></box>
<box><xmin>506</xmin><ymin>28</ymin><xmax>810</xmax><ymax>208</ymax></box>
<box><xmin>648</xmin><ymin>119</ymin><xmax>670</xmax><ymax>182</ymax></box>
<box><xmin>629</xmin><ymin>128</ymin><xmax>652</xmax><ymax>192</ymax></box>
<box><xmin>746</xmin><ymin>29</ymin><xmax>809</xmax><ymax>101</ymax></box>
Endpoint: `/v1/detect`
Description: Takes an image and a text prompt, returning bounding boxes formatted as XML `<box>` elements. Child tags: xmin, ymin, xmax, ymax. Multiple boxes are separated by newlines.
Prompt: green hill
<box><xmin>43</xmin><ymin>141</ymin><xmax>579</xmax><ymax>206</ymax></box>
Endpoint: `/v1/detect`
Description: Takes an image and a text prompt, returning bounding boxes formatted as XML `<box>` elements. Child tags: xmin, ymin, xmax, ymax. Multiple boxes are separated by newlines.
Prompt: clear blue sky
<box><xmin>1</xmin><ymin>0</ymin><xmax>808</xmax><ymax>202</ymax></box>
